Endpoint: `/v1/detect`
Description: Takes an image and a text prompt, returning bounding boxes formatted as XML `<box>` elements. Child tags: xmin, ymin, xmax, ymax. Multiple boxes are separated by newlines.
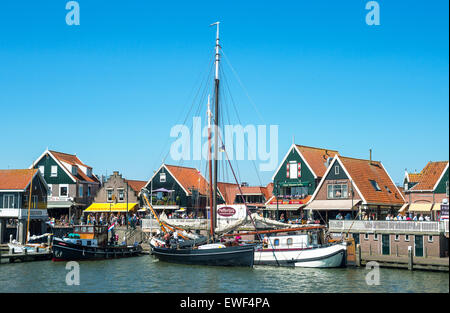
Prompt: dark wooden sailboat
<box><xmin>52</xmin><ymin>225</ymin><xmax>142</xmax><ymax>261</ymax></box>
<box><xmin>149</xmin><ymin>22</ymin><xmax>255</xmax><ymax>267</ymax></box>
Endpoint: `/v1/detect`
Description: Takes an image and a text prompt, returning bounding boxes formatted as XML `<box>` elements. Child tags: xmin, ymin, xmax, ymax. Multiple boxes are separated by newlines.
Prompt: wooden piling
<box><xmin>356</xmin><ymin>244</ymin><xmax>361</xmax><ymax>267</ymax></box>
<box><xmin>408</xmin><ymin>246</ymin><xmax>413</xmax><ymax>271</ymax></box>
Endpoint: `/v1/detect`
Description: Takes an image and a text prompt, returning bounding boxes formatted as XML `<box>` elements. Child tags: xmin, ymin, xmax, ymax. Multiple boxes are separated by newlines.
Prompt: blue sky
<box><xmin>0</xmin><ymin>0</ymin><xmax>448</xmax><ymax>186</ymax></box>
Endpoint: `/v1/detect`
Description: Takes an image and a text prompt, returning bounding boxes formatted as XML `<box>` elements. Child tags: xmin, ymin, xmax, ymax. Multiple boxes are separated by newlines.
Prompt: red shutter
<box><xmin>298</xmin><ymin>163</ymin><xmax>301</xmax><ymax>178</ymax></box>
<box><xmin>286</xmin><ymin>163</ymin><xmax>290</xmax><ymax>178</ymax></box>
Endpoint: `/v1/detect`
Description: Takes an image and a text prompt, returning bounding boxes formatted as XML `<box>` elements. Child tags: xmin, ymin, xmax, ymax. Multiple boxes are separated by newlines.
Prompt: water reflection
<box><xmin>0</xmin><ymin>256</ymin><xmax>448</xmax><ymax>293</ymax></box>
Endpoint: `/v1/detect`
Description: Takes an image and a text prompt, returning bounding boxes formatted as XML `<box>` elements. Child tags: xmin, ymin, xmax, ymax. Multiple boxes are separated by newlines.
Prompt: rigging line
<box><xmin>220</xmin><ymin>64</ymin><xmax>264</xmax><ymax>187</ymax></box>
<box><xmin>221</xmin><ymin>49</ymin><xmax>266</xmax><ymax>125</ymax></box>
<box><xmin>153</xmin><ymin>54</ymin><xmax>216</xmax><ymax>172</ymax></box>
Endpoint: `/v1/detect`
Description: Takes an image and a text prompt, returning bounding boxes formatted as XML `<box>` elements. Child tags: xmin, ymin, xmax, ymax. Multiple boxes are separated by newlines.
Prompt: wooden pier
<box><xmin>0</xmin><ymin>245</ymin><xmax>52</xmax><ymax>264</ymax></box>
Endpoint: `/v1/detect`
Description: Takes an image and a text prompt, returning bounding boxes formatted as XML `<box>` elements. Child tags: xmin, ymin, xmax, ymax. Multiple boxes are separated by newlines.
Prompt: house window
<box><xmin>118</xmin><ymin>189</ymin><xmax>124</xmax><ymax>201</ymax></box>
<box><xmin>160</xmin><ymin>173</ymin><xmax>166</xmax><ymax>183</ymax></box>
<box><xmin>32</xmin><ymin>195</ymin><xmax>38</xmax><ymax>209</ymax></box>
<box><xmin>327</xmin><ymin>184</ymin><xmax>348</xmax><ymax>199</ymax></box>
<box><xmin>3</xmin><ymin>195</ymin><xmax>15</xmax><ymax>208</ymax></box>
<box><xmin>369</xmin><ymin>180</ymin><xmax>381</xmax><ymax>191</ymax></box>
<box><xmin>405</xmin><ymin>235</ymin><xmax>410</xmax><ymax>242</ymax></box>
<box><xmin>107</xmin><ymin>189</ymin><xmax>113</xmax><ymax>201</ymax></box>
<box><xmin>428</xmin><ymin>235</ymin><xmax>433</xmax><ymax>242</ymax></box>
<box><xmin>404</xmin><ymin>183</ymin><xmax>408</xmax><ymax>191</ymax></box>
<box><xmin>87</xmin><ymin>185</ymin><xmax>91</xmax><ymax>197</ymax></box>
<box><xmin>79</xmin><ymin>185</ymin><xmax>83</xmax><ymax>197</ymax></box>
<box><xmin>335</xmin><ymin>166</ymin><xmax>339</xmax><ymax>175</ymax></box>
<box><xmin>48</xmin><ymin>184</ymin><xmax>53</xmax><ymax>196</ymax></box>
<box><xmin>60</xmin><ymin>185</ymin><xmax>68</xmax><ymax>197</ymax></box>
<box><xmin>395</xmin><ymin>234</ymin><xmax>399</xmax><ymax>241</ymax></box>
<box><xmin>364</xmin><ymin>233</ymin><xmax>369</xmax><ymax>240</ymax></box>
<box><xmin>274</xmin><ymin>239</ymin><xmax>280</xmax><ymax>246</ymax></box>
<box><xmin>72</xmin><ymin>166</ymin><xmax>78</xmax><ymax>176</ymax></box>
<box><xmin>286</xmin><ymin>238</ymin><xmax>293</xmax><ymax>246</ymax></box>
<box><xmin>87</xmin><ymin>168</ymin><xmax>92</xmax><ymax>177</ymax></box>
<box><xmin>51</xmin><ymin>166</ymin><xmax>58</xmax><ymax>177</ymax></box>
<box><xmin>374</xmin><ymin>233</ymin><xmax>378</xmax><ymax>241</ymax></box>
<box><xmin>289</xmin><ymin>161</ymin><xmax>298</xmax><ymax>179</ymax></box>
<box><xmin>39</xmin><ymin>166</ymin><xmax>44</xmax><ymax>176</ymax></box>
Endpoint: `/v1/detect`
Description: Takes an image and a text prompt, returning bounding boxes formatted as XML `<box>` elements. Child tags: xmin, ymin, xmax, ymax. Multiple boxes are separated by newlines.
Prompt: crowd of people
<box><xmin>81</xmin><ymin>212</ymin><xmax>141</xmax><ymax>228</ymax></box>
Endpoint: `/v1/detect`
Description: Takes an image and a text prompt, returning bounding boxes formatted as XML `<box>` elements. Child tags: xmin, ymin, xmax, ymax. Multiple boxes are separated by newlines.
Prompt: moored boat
<box><xmin>52</xmin><ymin>225</ymin><xmax>142</xmax><ymax>261</ymax></box>
<box><xmin>254</xmin><ymin>231</ymin><xmax>346</xmax><ymax>268</ymax></box>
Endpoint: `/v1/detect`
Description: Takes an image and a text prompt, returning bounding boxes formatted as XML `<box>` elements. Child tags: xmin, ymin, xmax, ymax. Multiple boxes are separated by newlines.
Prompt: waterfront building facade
<box><xmin>143</xmin><ymin>164</ymin><xmax>218</xmax><ymax>218</ymax></box>
<box><xmin>84</xmin><ymin>171</ymin><xmax>146</xmax><ymax>217</ymax></box>
<box><xmin>403</xmin><ymin>161</ymin><xmax>449</xmax><ymax>220</ymax></box>
<box><xmin>30</xmin><ymin>149</ymin><xmax>100</xmax><ymax>221</ymax></box>
<box><xmin>305</xmin><ymin>155</ymin><xmax>405</xmax><ymax>222</ymax></box>
<box><xmin>0</xmin><ymin>169</ymin><xmax>49</xmax><ymax>243</ymax></box>
<box><xmin>264</xmin><ymin>144</ymin><xmax>339</xmax><ymax>218</ymax></box>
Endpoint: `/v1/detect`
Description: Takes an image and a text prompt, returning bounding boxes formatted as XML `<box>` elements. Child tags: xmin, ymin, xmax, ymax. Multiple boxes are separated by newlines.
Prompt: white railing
<box><xmin>328</xmin><ymin>220</ymin><xmax>446</xmax><ymax>234</ymax></box>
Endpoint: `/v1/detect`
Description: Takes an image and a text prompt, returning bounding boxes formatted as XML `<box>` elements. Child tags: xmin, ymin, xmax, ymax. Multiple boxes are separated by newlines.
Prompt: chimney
<box><xmin>113</xmin><ymin>171</ymin><xmax>119</xmax><ymax>176</ymax></box>
<box><xmin>369</xmin><ymin>149</ymin><xmax>372</xmax><ymax>165</ymax></box>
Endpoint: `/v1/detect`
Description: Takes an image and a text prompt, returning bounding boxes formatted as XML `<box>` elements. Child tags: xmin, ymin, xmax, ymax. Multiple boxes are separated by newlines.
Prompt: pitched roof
<box><xmin>48</xmin><ymin>150</ymin><xmax>99</xmax><ymax>184</ymax></box>
<box><xmin>165</xmin><ymin>165</ymin><xmax>209</xmax><ymax>196</ymax></box>
<box><xmin>125</xmin><ymin>179</ymin><xmax>147</xmax><ymax>195</ymax></box>
<box><xmin>410</xmin><ymin>161</ymin><xmax>449</xmax><ymax>191</ymax></box>
<box><xmin>295</xmin><ymin>145</ymin><xmax>339</xmax><ymax>177</ymax></box>
<box><xmin>407</xmin><ymin>173</ymin><xmax>422</xmax><ymax>183</ymax></box>
<box><xmin>217</xmin><ymin>182</ymin><xmax>273</xmax><ymax>204</ymax></box>
<box><xmin>0</xmin><ymin>169</ymin><xmax>39</xmax><ymax>190</ymax></box>
<box><xmin>338</xmin><ymin>156</ymin><xmax>404</xmax><ymax>205</ymax></box>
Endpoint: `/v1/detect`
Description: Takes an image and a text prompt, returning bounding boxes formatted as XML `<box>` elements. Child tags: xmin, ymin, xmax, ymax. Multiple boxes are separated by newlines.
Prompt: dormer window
<box><xmin>87</xmin><ymin>168</ymin><xmax>92</xmax><ymax>177</ymax></box>
<box><xmin>72</xmin><ymin>166</ymin><xmax>78</xmax><ymax>176</ymax></box>
<box><xmin>370</xmin><ymin>180</ymin><xmax>381</xmax><ymax>191</ymax></box>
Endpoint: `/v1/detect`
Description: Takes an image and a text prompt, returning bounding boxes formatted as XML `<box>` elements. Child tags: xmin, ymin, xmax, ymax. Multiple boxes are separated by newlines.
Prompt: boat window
<box><xmin>274</xmin><ymin>239</ymin><xmax>280</xmax><ymax>246</ymax></box>
<box><xmin>286</xmin><ymin>238</ymin><xmax>293</xmax><ymax>246</ymax></box>
<box><xmin>74</xmin><ymin>226</ymin><xmax>80</xmax><ymax>233</ymax></box>
<box><xmin>81</xmin><ymin>226</ymin><xmax>87</xmax><ymax>233</ymax></box>
<box><xmin>88</xmin><ymin>226</ymin><xmax>94</xmax><ymax>233</ymax></box>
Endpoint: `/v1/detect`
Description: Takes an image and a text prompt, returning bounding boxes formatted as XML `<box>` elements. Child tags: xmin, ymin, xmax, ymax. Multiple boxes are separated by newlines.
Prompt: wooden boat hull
<box><xmin>254</xmin><ymin>243</ymin><xmax>347</xmax><ymax>268</ymax></box>
<box><xmin>151</xmin><ymin>244</ymin><xmax>255</xmax><ymax>267</ymax></box>
<box><xmin>52</xmin><ymin>237</ymin><xmax>142</xmax><ymax>261</ymax></box>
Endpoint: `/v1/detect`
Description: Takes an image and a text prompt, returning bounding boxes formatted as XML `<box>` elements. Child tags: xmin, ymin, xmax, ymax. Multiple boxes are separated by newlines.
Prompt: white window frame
<box><xmin>59</xmin><ymin>184</ymin><xmax>69</xmax><ymax>197</ymax></box>
<box><xmin>289</xmin><ymin>161</ymin><xmax>298</xmax><ymax>179</ymax></box>
<box><xmin>428</xmin><ymin>235</ymin><xmax>433</xmax><ymax>243</ymax></box>
<box><xmin>364</xmin><ymin>233</ymin><xmax>369</xmax><ymax>240</ymax></box>
<box><xmin>39</xmin><ymin>165</ymin><xmax>45</xmax><ymax>176</ymax></box>
<box><xmin>327</xmin><ymin>184</ymin><xmax>348</xmax><ymax>199</ymax></box>
<box><xmin>107</xmin><ymin>188</ymin><xmax>113</xmax><ymax>202</ymax></box>
<box><xmin>79</xmin><ymin>185</ymin><xmax>83</xmax><ymax>197</ymax></box>
<box><xmin>405</xmin><ymin>234</ymin><xmax>410</xmax><ymax>242</ymax></box>
<box><xmin>374</xmin><ymin>233</ymin><xmax>378</xmax><ymax>241</ymax></box>
<box><xmin>160</xmin><ymin>173</ymin><xmax>166</xmax><ymax>183</ymax></box>
<box><xmin>335</xmin><ymin>165</ymin><xmax>339</xmax><ymax>175</ymax></box>
<box><xmin>51</xmin><ymin>165</ymin><xmax>58</xmax><ymax>177</ymax></box>
<box><xmin>394</xmin><ymin>234</ymin><xmax>399</xmax><ymax>241</ymax></box>
<box><xmin>118</xmin><ymin>188</ymin><xmax>124</xmax><ymax>201</ymax></box>
<box><xmin>3</xmin><ymin>195</ymin><xmax>15</xmax><ymax>209</ymax></box>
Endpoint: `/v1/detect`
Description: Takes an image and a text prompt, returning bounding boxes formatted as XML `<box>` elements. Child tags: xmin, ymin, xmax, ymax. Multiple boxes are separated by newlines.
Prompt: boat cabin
<box><xmin>263</xmin><ymin>232</ymin><xmax>320</xmax><ymax>250</ymax></box>
<box><xmin>63</xmin><ymin>225</ymin><xmax>108</xmax><ymax>247</ymax></box>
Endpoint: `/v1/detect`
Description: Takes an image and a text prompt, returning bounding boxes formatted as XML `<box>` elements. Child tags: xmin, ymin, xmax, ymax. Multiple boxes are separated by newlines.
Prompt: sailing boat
<box><xmin>148</xmin><ymin>22</ymin><xmax>255</xmax><ymax>267</ymax></box>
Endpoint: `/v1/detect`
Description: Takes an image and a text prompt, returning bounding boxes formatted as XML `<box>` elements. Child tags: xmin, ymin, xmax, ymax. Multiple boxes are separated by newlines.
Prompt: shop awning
<box><xmin>47</xmin><ymin>200</ymin><xmax>73</xmax><ymax>209</ymax></box>
<box><xmin>84</xmin><ymin>203</ymin><xmax>138</xmax><ymax>213</ymax></box>
<box><xmin>432</xmin><ymin>203</ymin><xmax>441</xmax><ymax>211</ymax></box>
<box><xmin>304</xmin><ymin>199</ymin><xmax>361</xmax><ymax>211</ymax></box>
<box><xmin>408</xmin><ymin>203</ymin><xmax>433</xmax><ymax>212</ymax></box>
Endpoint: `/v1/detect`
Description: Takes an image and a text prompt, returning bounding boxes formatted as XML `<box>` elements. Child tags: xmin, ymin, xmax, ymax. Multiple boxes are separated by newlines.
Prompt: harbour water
<box><xmin>0</xmin><ymin>255</ymin><xmax>448</xmax><ymax>293</ymax></box>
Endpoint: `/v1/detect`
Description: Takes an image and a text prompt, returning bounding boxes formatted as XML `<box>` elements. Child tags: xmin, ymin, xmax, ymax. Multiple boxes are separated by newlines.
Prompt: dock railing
<box><xmin>329</xmin><ymin>220</ymin><xmax>447</xmax><ymax>234</ymax></box>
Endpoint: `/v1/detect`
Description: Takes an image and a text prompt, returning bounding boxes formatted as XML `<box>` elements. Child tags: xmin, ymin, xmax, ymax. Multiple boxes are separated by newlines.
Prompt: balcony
<box><xmin>329</xmin><ymin>219</ymin><xmax>449</xmax><ymax>235</ymax></box>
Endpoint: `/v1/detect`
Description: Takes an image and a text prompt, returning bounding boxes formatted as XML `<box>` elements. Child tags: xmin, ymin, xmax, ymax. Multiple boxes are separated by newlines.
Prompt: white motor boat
<box><xmin>254</xmin><ymin>232</ymin><xmax>347</xmax><ymax>268</ymax></box>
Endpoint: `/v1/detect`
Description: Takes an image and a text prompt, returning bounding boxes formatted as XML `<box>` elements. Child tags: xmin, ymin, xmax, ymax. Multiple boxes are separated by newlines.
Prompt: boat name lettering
<box><xmin>217</xmin><ymin>206</ymin><xmax>236</xmax><ymax>217</ymax></box>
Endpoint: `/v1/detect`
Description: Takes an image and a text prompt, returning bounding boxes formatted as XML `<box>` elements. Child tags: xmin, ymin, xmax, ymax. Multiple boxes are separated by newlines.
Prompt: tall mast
<box><xmin>210</xmin><ymin>21</ymin><xmax>220</xmax><ymax>235</ymax></box>
<box><xmin>207</xmin><ymin>95</ymin><xmax>214</xmax><ymax>239</ymax></box>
